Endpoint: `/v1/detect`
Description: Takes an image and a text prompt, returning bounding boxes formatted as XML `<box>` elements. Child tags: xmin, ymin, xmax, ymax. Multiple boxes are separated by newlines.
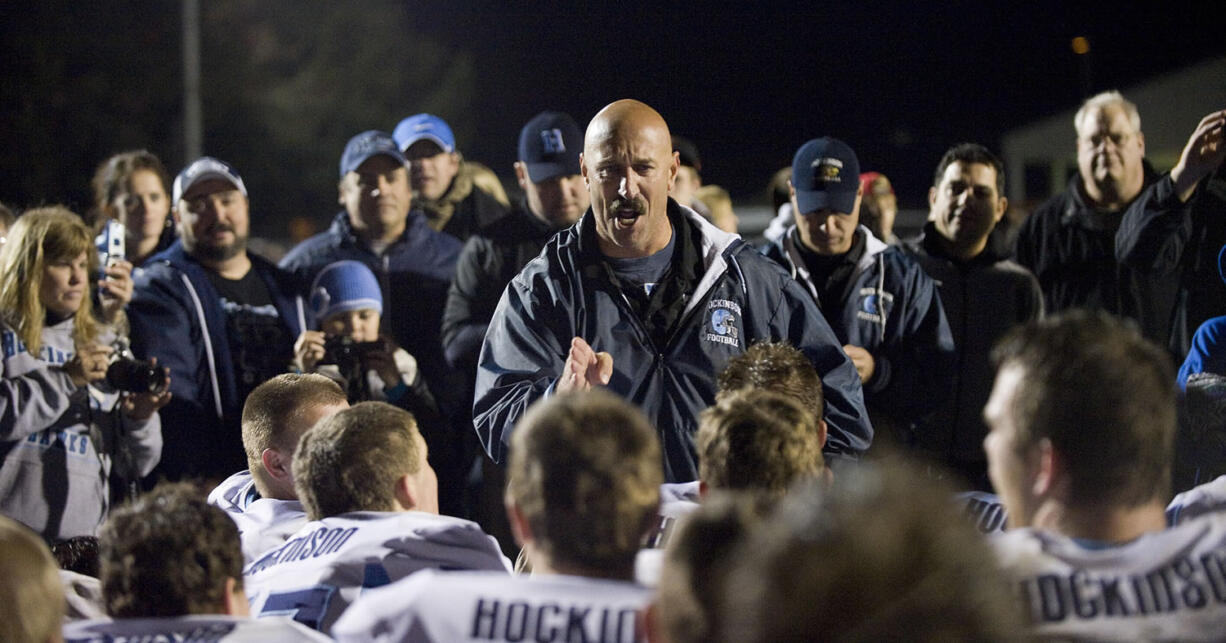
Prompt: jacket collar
<box><xmin>328</xmin><ymin>209</ymin><xmax>432</xmax><ymax>250</ymax></box>
<box><xmin>574</xmin><ymin>198</ymin><xmax>739</xmax><ymax>267</ymax></box>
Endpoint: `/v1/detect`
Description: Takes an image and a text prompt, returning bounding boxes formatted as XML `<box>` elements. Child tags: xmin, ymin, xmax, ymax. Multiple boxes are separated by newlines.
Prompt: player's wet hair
<box><xmin>719</xmin><ymin>464</ymin><xmax>1023</xmax><ymax>642</ymax></box>
<box><xmin>100</xmin><ymin>483</ymin><xmax>243</xmax><ymax>618</ymax></box>
<box><xmin>991</xmin><ymin>310</ymin><xmax>1175</xmax><ymax>509</ymax></box>
<box><xmin>293</xmin><ymin>401</ymin><xmax>424</xmax><ymax>520</ymax></box>
<box><xmin>697</xmin><ymin>389</ymin><xmax>824</xmax><ymax>495</ymax></box>
<box><xmin>508</xmin><ymin>390</ymin><xmax>661</xmax><ymax>574</ymax></box>
<box><xmin>0</xmin><ymin>516</ymin><xmax>64</xmax><ymax>643</ymax></box>
<box><xmin>242</xmin><ymin>373</ymin><xmax>347</xmax><ymax>496</ymax></box>
<box><xmin>716</xmin><ymin>341</ymin><xmax>823</xmax><ymax>419</ymax></box>
<box><xmin>654</xmin><ymin>491</ymin><xmax>775</xmax><ymax>643</ymax></box>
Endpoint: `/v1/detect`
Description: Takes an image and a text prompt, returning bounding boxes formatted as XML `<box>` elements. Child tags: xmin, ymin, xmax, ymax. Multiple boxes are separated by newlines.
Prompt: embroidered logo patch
<box><xmin>855</xmin><ymin>288</ymin><xmax>893</xmax><ymax>323</ymax></box>
<box><xmin>705</xmin><ymin>299</ymin><xmax>742</xmax><ymax>348</ymax></box>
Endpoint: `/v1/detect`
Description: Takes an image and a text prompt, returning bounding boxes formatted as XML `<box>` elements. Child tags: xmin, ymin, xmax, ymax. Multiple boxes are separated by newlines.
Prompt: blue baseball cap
<box><xmin>173</xmin><ymin>157</ymin><xmax>247</xmax><ymax>204</ymax></box>
<box><xmin>339</xmin><ymin>130</ymin><xmax>406</xmax><ymax>178</ymax></box>
<box><xmin>518</xmin><ymin>111</ymin><xmax>583</xmax><ymax>182</ymax></box>
<box><xmin>790</xmin><ymin>137</ymin><xmax>861</xmax><ymax>215</ymax></box>
<box><xmin>393</xmin><ymin>114</ymin><xmax>456</xmax><ymax>154</ymax></box>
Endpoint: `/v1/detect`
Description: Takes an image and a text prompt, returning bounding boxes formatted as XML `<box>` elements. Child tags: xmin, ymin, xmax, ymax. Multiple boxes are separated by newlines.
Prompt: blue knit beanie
<box><xmin>310</xmin><ymin>260</ymin><xmax>384</xmax><ymax>323</ymax></box>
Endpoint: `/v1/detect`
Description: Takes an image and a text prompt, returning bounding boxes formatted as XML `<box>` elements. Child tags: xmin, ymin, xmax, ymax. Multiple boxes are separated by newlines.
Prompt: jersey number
<box><xmin>261</xmin><ymin>585</ymin><xmax>336</xmax><ymax>630</ymax></box>
<box><xmin>259</xmin><ymin>562</ymin><xmax>391</xmax><ymax>630</ymax></box>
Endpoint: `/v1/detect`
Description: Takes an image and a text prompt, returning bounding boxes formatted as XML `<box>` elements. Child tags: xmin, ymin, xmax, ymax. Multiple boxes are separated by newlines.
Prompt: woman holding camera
<box><xmin>0</xmin><ymin>207</ymin><xmax>169</xmax><ymax>542</ymax></box>
<box><xmin>89</xmin><ymin>150</ymin><xmax>177</xmax><ymax>266</ymax></box>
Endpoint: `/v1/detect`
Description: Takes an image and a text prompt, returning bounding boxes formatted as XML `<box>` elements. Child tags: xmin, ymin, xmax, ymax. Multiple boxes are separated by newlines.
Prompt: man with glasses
<box><xmin>1014</xmin><ymin>90</ymin><xmax>1178</xmax><ymax>348</ymax></box>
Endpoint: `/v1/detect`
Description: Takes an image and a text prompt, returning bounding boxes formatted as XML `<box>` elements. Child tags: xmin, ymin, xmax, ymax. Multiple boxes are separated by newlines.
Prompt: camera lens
<box><xmin>106</xmin><ymin>358</ymin><xmax>167</xmax><ymax>394</ymax></box>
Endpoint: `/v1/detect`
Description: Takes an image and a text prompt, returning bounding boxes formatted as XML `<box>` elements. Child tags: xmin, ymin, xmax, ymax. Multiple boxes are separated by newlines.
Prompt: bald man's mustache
<box><xmin>609</xmin><ymin>196</ymin><xmax>647</xmax><ymax>217</ymax></box>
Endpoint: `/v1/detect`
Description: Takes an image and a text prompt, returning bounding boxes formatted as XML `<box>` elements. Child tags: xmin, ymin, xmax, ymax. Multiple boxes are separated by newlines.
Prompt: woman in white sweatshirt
<box><xmin>0</xmin><ymin>206</ymin><xmax>168</xmax><ymax>542</ymax></box>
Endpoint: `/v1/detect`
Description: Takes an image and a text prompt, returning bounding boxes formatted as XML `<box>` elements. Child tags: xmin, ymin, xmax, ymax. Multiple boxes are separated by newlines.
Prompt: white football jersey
<box><xmin>955</xmin><ymin>490</ymin><xmax>1008</xmax><ymax>534</ymax></box>
<box><xmin>991</xmin><ymin>513</ymin><xmax>1226</xmax><ymax>641</ymax></box>
<box><xmin>644</xmin><ymin>481</ymin><xmax>700</xmax><ymax>549</ymax></box>
<box><xmin>244</xmin><ymin>511</ymin><xmax>512</xmax><ymax>634</ymax></box>
<box><xmin>208</xmin><ymin>471</ymin><xmax>308</xmax><ymax>564</ymax></box>
<box><xmin>63</xmin><ymin>615</ymin><xmax>330</xmax><ymax>642</ymax></box>
<box><xmin>1167</xmin><ymin>475</ymin><xmax>1226</xmax><ymax>525</ymax></box>
<box><xmin>60</xmin><ymin>569</ymin><xmax>105</xmax><ymax>621</ymax></box>
<box><xmin>332</xmin><ymin>569</ymin><xmax>651</xmax><ymax>643</ymax></box>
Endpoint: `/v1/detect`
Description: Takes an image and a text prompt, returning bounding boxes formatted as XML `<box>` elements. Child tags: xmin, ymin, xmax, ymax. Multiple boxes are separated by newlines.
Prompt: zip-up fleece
<box><xmin>763</xmin><ymin>225</ymin><xmax>955</xmax><ymax>426</ymax></box>
<box><xmin>474</xmin><ymin>202</ymin><xmax>871</xmax><ymax>482</ymax></box>
<box><xmin>0</xmin><ymin>317</ymin><xmax>161</xmax><ymax>541</ymax></box>
<box><xmin>904</xmin><ymin>223</ymin><xmax>1043</xmax><ymax>467</ymax></box>
<box><xmin>129</xmin><ymin>241</ymin><xmax>307</xmax><ymax>480</ymax></box>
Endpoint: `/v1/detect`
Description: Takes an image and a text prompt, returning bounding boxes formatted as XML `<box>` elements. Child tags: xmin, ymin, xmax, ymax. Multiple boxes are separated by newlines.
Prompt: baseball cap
<box><xmin>672</xmin><ymin>135</ymin><xmax>702</xmax><ymax>172</ymax></box>
<box><xmin>859</xmin><ymin>171</ymin><xmax>894</xmax><ymax>196</ymax></box>
<box><xmin>790</xmin><ymin>137</ymin><xmax>861</xmax><ymax>215</ymax></box>
<box><xmin>173</xmin><ymin>157</ymin><xmax>247</xmax><ymax>204</ymax></box>
<box><xmin>518</xmin><ymin>111</ymin><xmax>583</xmax><ymax>183</ymax></box>
<box><xmin>392</xmin><ymin>114</ymin><xmax>456</xmax><ymax>154</ymax></box>
<box><xmin>339</xmin><ymin>130</ymin><xmax>406</xmax><ymax>178</ymax></box>
<box><xmin>309</xmin><ymin>260</ymin><xmax>384</xmax><ymax>322</ymax></box>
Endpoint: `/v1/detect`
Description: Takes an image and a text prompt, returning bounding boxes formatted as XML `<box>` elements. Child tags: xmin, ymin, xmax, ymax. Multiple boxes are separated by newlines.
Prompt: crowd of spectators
<box><xmin>1</xmin><ymin>93</ymin><xmax>1225</xmax><ymax>641</ymax></box>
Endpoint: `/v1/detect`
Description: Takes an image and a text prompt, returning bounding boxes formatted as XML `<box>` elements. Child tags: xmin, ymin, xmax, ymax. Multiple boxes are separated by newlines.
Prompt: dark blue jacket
<box><xmin>763</xmin><ymin>226</ymin><xmax>955</xmax><ymax>427</ymax></box>
<box><xmin>129</xmin><ymin>241</ymin><xmax>307</xmax><ymax>479</ymax></box>
<box><xmin>1116</xmin><ymin>166</ymin><xmax>1226</xmax><ymax>358</ymax></box>
<box><xmin>474</xmin><ymin>204</ymin><xmax>872</xmax><ymax>482</ymax></box>
<box><xmin>279</xmin><ymin>211</ymin><xmax>462</xmax><ymax>393</ymax></box>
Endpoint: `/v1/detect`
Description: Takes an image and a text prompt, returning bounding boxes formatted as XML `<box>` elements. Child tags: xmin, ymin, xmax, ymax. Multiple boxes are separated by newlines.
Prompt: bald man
<box><xmin>474</xmin><ymin>99</ymin><xmax>870</xmax><ymax>482</ymax></box>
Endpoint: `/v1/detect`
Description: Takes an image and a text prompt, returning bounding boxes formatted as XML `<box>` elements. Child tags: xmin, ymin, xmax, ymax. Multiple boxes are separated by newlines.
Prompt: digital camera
<box><xmin>95</xmin><ymin>219</ymin><xmax>125</xmax><ymax>280</ymax></box>
<box><xmin>106</xmin><ymin>337</ymin><xmax>168</xmax><ymax>395</ymax></box>
<box><xmin>321</xmin><ymin>335</ymin><xmax>385</xmax><ymax>370</ymax></box>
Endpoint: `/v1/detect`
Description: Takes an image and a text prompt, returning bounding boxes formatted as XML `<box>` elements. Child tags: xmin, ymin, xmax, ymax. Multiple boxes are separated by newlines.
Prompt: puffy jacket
<box><xmin>763</xmin><ymin>225</ymin><xmax>955</xmax><ymax>427</ymax></box>
<box><xmin>129</xmin><ymin>241</ymin><xmax>306</xmax><ymax>480</ymax></box>
<box><xmin>474</xmin><ymin>202</ymin><xmax>871</xmax><ymax>482</ymax></box>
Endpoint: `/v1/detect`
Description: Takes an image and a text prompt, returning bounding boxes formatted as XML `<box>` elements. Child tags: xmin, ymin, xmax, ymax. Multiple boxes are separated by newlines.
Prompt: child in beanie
<box><xmin>293</xmin><ymin>260</ymin><xmax>439</xmax><ymax>425</ymax></box>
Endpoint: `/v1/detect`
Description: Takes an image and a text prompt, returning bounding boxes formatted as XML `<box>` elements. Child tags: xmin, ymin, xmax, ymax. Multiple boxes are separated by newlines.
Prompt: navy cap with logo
<box><xmin>173</xmin><ymin>157</ymin><xmax>248</xmax><ymax>204</ymax></box>
<box><xmin>518</xmin><ymin>111</ymin><xmax>583</xmax><ymax>183</ymax></box>
<box><xmin>790</xmin><ymin>137</ymin><xmax>861</xmax><ymax>215</ymax></box>
<box><xmin>339</xmin><ymin>130</ymin><xmax>406</xmax><ymax>178</ymax></box>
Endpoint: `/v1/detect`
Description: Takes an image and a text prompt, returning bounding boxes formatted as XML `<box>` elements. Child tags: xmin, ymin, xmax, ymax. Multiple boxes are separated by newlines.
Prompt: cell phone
<box><xmin>95</xmin><ymin>219</ymin><xmax>126</xmax><ymax>280</ymax></box>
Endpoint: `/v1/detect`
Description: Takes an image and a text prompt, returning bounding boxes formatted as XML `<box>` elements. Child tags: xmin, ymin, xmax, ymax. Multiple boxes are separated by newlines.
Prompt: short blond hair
<box><xmin>293</xmin><ymin>402</ymin><xmax>423</xmax><ymax>520</ymax></box>
<box><xmin>0</xmin><ymin>517</ymin><xmax>65</xmax><ymax>643</ymax></box>
<box><xmin>508</xmin><ymin>390</ymin><xmax>661</xmax><ymax>571</ymax></box>
<box><xmin>698</xmin><ymin>389</ymin><xmax>823</xmax><ymax>496</ymax></box>
<box><xmin>242</xmin><ymin>373</ymin><xmax>347</xmax><ymax>496</ymax></box>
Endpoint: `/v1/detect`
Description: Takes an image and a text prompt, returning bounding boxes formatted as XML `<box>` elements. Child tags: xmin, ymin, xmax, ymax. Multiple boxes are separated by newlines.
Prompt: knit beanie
<box><xmin>309</xmin><ymin>260</ymin><xmax>384</xmax><ymax>323</ymax></box>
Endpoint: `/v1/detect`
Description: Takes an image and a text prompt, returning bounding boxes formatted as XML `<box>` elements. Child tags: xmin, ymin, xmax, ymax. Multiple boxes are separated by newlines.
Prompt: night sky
<box><xmin>1</xmin><ymin>1</ymin><xmax>1222</xmax><ymax>229</ymax></box>
<box><xmin>411</xmin><ymin>1</ymin><xmax>1224</xmax><ymax>206</ymax></box>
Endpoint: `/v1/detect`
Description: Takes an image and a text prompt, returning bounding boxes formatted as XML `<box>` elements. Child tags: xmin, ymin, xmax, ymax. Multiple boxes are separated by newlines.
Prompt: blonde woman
<box><xmin>0</xmin><ymin>207</ymin><xmax>168</xmax><ymax>542</ymax></box>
